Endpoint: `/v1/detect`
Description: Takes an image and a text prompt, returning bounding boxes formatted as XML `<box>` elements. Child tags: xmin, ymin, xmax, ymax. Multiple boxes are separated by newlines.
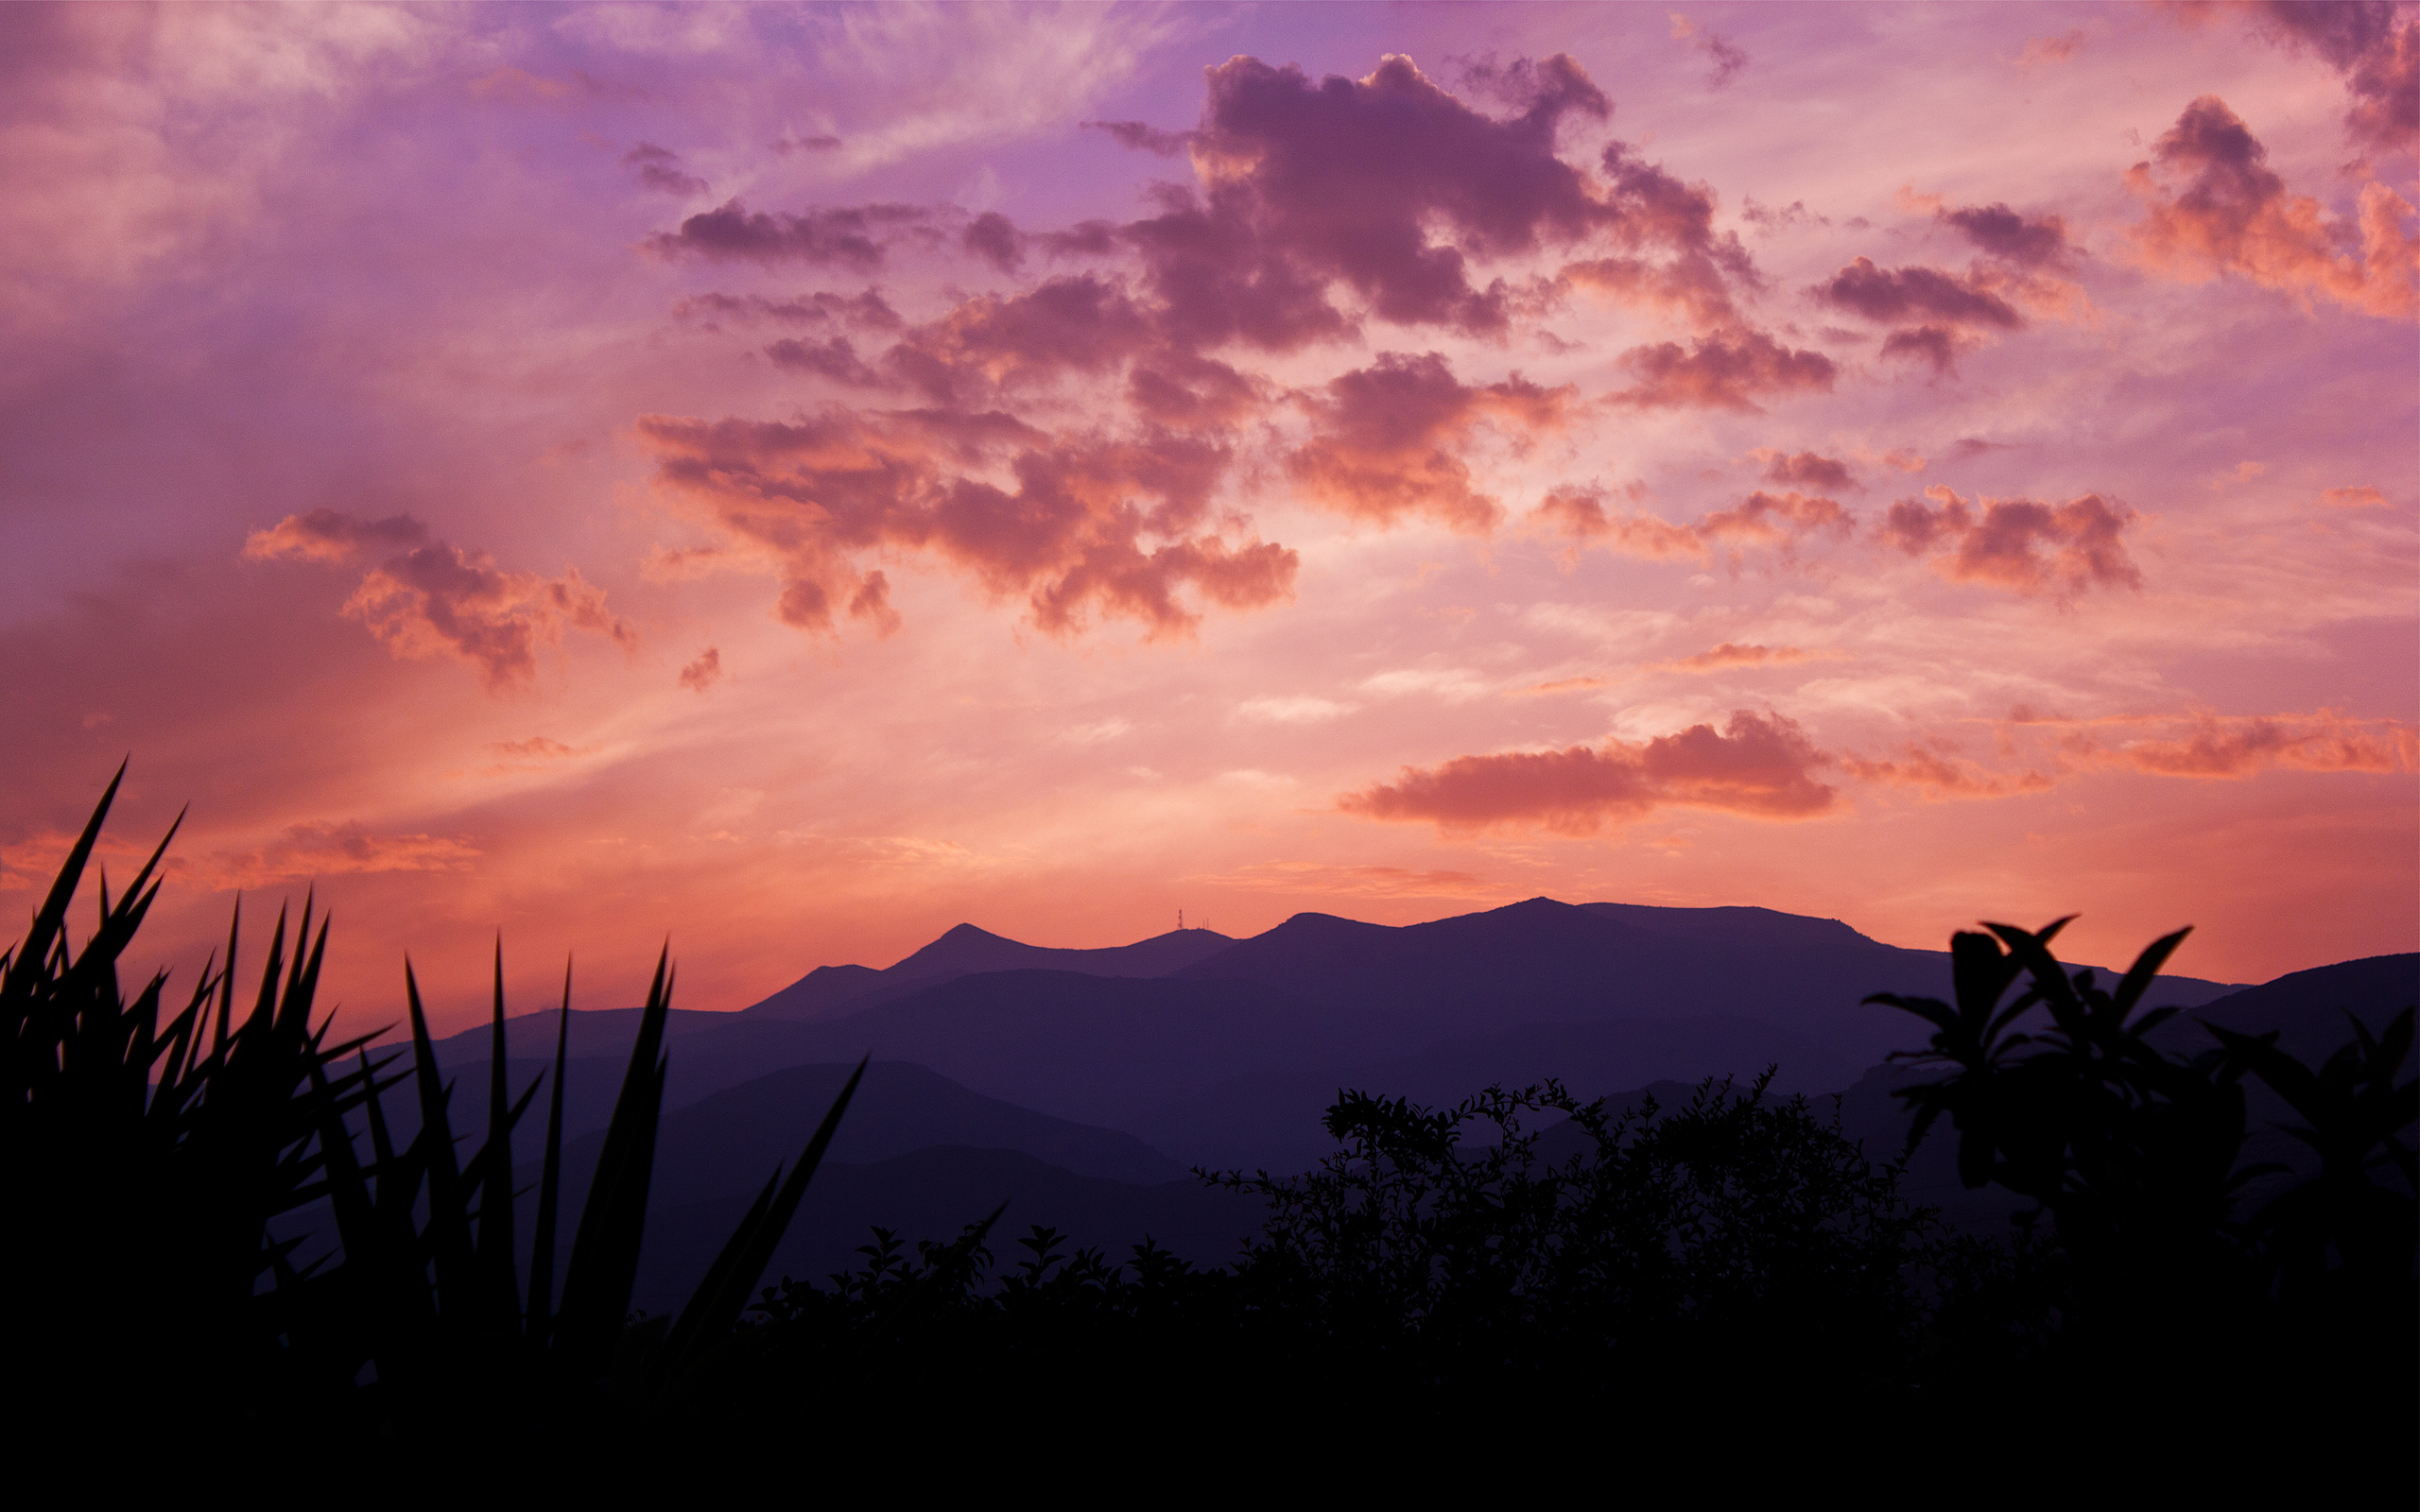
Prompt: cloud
<box><xmin>1668</xmin><ymin>13</ymin><xmax>1750</xmax><ymax>87</ymax></box>
<box><xmin>1285</xmin><ymin>351</ymin><xmax>1569</xmax><ymax>530</ymax></box>
<box><xmin>1666</xmin><ymin>643</ymin><xmax>1810</xmax><ymax>673</ymax></box>
<box><xmin>1535</xmin><ymin>487</ymin><xmax>1851</xmax><ymax>570</ymax></box>
<box><xmin>673</xmin><ymin>289</ymin><xmax>903</xmax><ymax>331</ymax></box>
<box><xmin>880</xmin><ymin>273</ymin><xmax>1158</xmax><ymax>404</ymax></box>
<box><xmin>961</xmin><ymin>210</ymin><xmax>1025</xmax><ymax>273</ymax></box>
<box><xmin>645</xmin><ymin>198</ymin><xmax>930</xmax><ymax>269</ymax></box>
<box><xmin>1759</xmin><ymin>450</ymin><xmax>1856</xmax><ymax>490</ymax></box>
<box><xmin>622</xmin><ymin>142</ymin><xmax>706</xmax><ymax>198</ymax></box>
<box><xmin>1340</xmin><ymin>710</ymin><xmax>1837</xmax><ymax>833</ymax></box>
<box><xmin>1841</xmin><ymin>743</ymin><xmax>2054</xmax><ymax>799</ymax></box>
<box><xmin>1938</xmin><ymin>202</ymin><xmax>2076</xmax><ymax>267</ymax></box>
<box><xmin>1083</xmin><ymin>119</ymin><xmax>1191</xmax><ymax>155</ymax></box>
<box><xmin>2113</xmin><ymin>713</ymin><xmax>2416</xmax><ymax>778</ymax></box>
<box><xmin>769</xmin><ymin>133</ymin><xmax>843</xmax><ymax>155</ymax></box>
<box><xmin>765</xmin><ymin>335</ymin><xmax>882</xmax><ymax>386</ymax></box>
<box><xmin>248</xmin><ymin>509</ymin><xmax>635</xmax><ymax>689</ymax></box>
<box><xmin>1878</xmin><ymin>485</ymin><xmax>2141</xmax><ymax>596</ymax></box>
<box><xmin>1562</xmin><ymin>141</ymin><xmax>1764</xmax><ymax>325</ymax></box>
<box><xmin>491</xmin><ymin>736</ymin><xmax>580</xmax><ymax>759</ymax></box>
<box><xmin>242</xmin><ymin>507</ymin><xmax>427</xmax><ymax>563</ymax></box>
<box><xmin>1814</xmin><ymin>256</ymin><xmax>2026</xmax><ymax>329</ymax></box>
<box><xmin>1611</xmin><ymin>328</ymin><xmax>1837</xmax><ymax>410</ymax></box>
<box><xmin>2247</xmin><ymin>0</ymin><xmax>2418</xmax><ymax>152</ymax></box>
<box><xmin>1512</xmin><ymin>675</ymin><xmax>1611</xmax><ymax>696</ymax></box>
<box><xmin>680</xmin><ymin>646</ymin><xmax>722</xmax><ymax>692</ymax></box>
<box><xmin>2014</xmin><ymin>27</ymin><xmax>2087</xmax><ymax>68</ymax></box>
<box><xmin>637</xmin><ymin>413</ymin><xmax>1295</xmax><ymax>640</ymax></box>
<box><xmin>1168</xmin><ymin>53</ymin><xmax>1616</xmax><ymax>337</ymax></box>
<box><xmin>2319</xmin><ymin>485</ymin><xmax>2390</xmax><ymax>508</ymax></box>
<box><xmin>2126</xmin><ymin>95</ymin><xmax>2417</xmax><ymax>319</ymax></box>
<box><xmin>1236</xmin><ymin>696</ymin><xmax>1358</xmax><ymax>724</ymax></box>
<box><xmin>199</xmin><ymin>820</ymin><xmax>481</xmax><ymax>887</ymax></box>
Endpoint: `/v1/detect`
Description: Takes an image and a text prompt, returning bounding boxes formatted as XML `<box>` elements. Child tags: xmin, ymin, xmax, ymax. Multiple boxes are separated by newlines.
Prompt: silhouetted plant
<box><xmin>1868</xmin><ymin>919</ymin><xmax>2415</xmax><ymax>1342</ymax></box>
<box><xmin>4</xmin><ymin>767</ymin><xmax>861</xmax><ymax>1460</ymax></box>
<box><xmin>1207</xmin><ymin>1074</ymin><xmax>1935</xmax><ymax>1393</ymax></box>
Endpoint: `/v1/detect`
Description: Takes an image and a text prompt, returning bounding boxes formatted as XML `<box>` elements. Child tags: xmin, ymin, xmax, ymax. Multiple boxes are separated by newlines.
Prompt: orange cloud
<box><xmin>2127</xmin><ymin>95</ymin><xmax>2418</xmax><ymax>319</ymax></box>
<box><xmin>247</xmin><ymin>510</ymin><xmax>635</xmax><ymax>689</ymax></box>
<box><xmin>1843</xmin><ymin>743</ymin><xmax>2055</xmax><ymax>799</ymax></box>
<box><xmin>1285</xmin><ymin>352</ymin><xmax>1569</xmax><ymax>531</ymax></box>
<box><xmin>1534</xmin><ymin>487</ymin><xmax>1851</xmax><ymax>569</ymax></box>
<box><xmin>1610</xmin><ymin>327</ymin><xmax>1836</xmax><ymax>411</ymax></box>
<box><xmin>2319</xmin><ymin>485</ymin><xmax>2390</xmax><ymax>508</ymax></box>
<box><xmin>2114</xmin><ymin>713</ymin><xmax>2417</xmax><ymax>778</ymax></box>
<box><xmin>680</xmin><ymin>647</ymin><xmax>723</xmax><ymax>692</ymax></box>
<box><xmin>1878</xmin><ymin>485</ymin><xmax>2140</xmax><ymax>596</ymax></box>
<box><xmin>1666</xmin><ymin>643</ymin><xmax>1810</xmax><ymax>673</ymax></box>
<box><xmin>1340</xmin><ymin>710</ymin><xmax>1836</xmax><ymax>834</ymax></box>
<box><xmin>639</xmin><ymin>412</ymin><xmax>1296</xmax><ymax>640</ymax></box>
<box><xmin>197</xmin><ymin>821</ymin><xmax>482</xmax><ymax>889</ymax></box>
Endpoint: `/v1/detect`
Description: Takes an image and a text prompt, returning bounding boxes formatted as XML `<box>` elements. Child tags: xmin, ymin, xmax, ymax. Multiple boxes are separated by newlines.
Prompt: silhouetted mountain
<box><xmin>738</xmin><ymin>924</ymin><xmax>1237</xmax><ymax>1021</ymax></box>
<box><xmin>523</xmin><ymin>1060</ymin><xmax>1186</xmax><ymax>1226</ymax></box>
<box><xmin>2152</xmin><ymin>954</ymin><xmax>2417</xmax><ymax>1063</ymax></box>
<box><xmin>418</xmin><ymin>897</ymin><xmax>2249</xmax><ymax>1173</ymax></box>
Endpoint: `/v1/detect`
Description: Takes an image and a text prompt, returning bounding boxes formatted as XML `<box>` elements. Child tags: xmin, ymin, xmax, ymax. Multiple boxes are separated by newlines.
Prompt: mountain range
<box><xmin>397</xmin><ymin>897</ymin><xmax>2411</xmax><ymax>1313</ymax></box>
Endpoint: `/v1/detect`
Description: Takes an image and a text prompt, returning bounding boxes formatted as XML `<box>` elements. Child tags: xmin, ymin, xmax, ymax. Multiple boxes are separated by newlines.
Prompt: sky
<box><xmin>3</xmin><ymin>1</ymin><xmax>2414</xmax><ymax>1035</ymax></box>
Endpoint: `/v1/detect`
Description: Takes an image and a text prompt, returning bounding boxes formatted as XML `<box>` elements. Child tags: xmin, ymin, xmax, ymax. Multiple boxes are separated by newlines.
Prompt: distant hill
<box><xmin>521</xmin><ymin>1060</ymin><xmax>1188</xmax><ymax>1228</ymax></box>
<box><xmin>419</xmin><ymin>896</ymin><xmax>2246</xmax><ymax>1171</ymax></box>
<box><xmin>738</xmin><ymin>924</ymin><xmax>1238</xmax><ymax>1021</ymax></box>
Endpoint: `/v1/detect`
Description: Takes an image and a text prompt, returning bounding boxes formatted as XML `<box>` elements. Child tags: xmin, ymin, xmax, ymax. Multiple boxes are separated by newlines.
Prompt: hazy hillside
<box><xmin>418</xmin><ymin>896</ymin><xmax>2248</xmax><ymax>1172</ymax></box>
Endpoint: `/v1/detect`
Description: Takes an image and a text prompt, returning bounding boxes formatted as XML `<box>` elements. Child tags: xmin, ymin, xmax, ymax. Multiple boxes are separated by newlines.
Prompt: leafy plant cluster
<box><xmin>6</xmin><ymin>770</ymin><xmax>860</xmax><ymax>1469</ymax></box>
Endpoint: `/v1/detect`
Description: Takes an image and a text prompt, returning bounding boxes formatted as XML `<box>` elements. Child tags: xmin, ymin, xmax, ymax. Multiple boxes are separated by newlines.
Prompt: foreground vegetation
<box><xmin>8</xmin><ymin>770</ymin><xmax>2411</xmax><ymax>1486</ymax></box>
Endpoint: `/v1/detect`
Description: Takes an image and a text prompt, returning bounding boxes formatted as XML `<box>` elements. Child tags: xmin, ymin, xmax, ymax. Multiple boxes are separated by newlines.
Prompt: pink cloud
<box><xmin>1879</xmin><ymin>486</ymin><xmax>2141</xmax><ymax>595</ymax></box>
<box><xmin>646</xmin><ymin>199</ymin><xmax>931</xmax><ymax>270</ymax></box>
<box><xmin>246</xmin><ymin>511</ymin><xmax>635</xmax><ymax>689</ymax></box>
<box><xmin>2115</xmin><ymin>713</ymin><xmax>2417</xmax><ymax>778</ymax></box>
<box><xmin>1938</xmin><ymin>201</ymin><xmax>2077</xmax><ymax>268</ymax></box>
<box><xmin>637</xmin><ymin>413</ymin><xmax>1295</xmax><ymax>639</ymax></box>
<box><xmin>1842</xmin><ymin>743</ymin><xmax>2054</xmax><ymax>799</ymax></box>
<box><xmin>1535</xmin><ymin>487</ymin><xmax>1850</xmax><ymax>569</ymax></box>
<box><xmin>2246</xmin><ymin>0</ymin><xmax>2418</xmax><ymax>152</ymax></box>
<box><xmin>679</xmin><ymin>646</ymin><xmax>722</xmax><ymax>692</ymax></box>
<box><xmin>1611</xmin><ymin>328</ymin><xmax>1837</xmax><ymax>410</ymax></box>
<box><xmin>1667</xmin><ymin>643</ymin><xmax>1811</xmax><ymax>673</ymax></box>
<box><xmin>1340</xmin><ymin>710</ymin><xmax>1837</xmax><ymax>833</ymax></box>
<box><xmin>1759</xmin><ymin>450</ymin><xmax>1857</xmax><ymax>490</ymax></box>
<box><xmin>2126</xmin><ymin>95</ymin><xmax>2418</xmax><ymax>319</ymax></box>
<box><xmin>672</xmin><ymin>289</ymin><xmax>903</xmax><ymax>330</ymax></box>
<box><xmin>197</xmin><ymin>820</ymin><xmax>481</xmax><ymax>889</ymax></box>
<box><xmin>1286</xmin><ymin>352</ymin><xmax>1568</xmax><ymax>530</ymax></box>
<box><xmin>1668</xmin><ymin>13</ymin><xmax>1751</xmax><ymax>88</ymax></box>
<box><xmin>2014</xmin><ymin>28</ymin><xmax>2087</xmax><ymax>69</ymax></box>
<box><xmin>622</xmin><ymin>143</ymin><xmax>706</xmax><ymax>198</ymax></box>
<box><xmin>2319</xmin><ymin>485</ymin><xmax>2390</xmax><ymax>508</ymax></box>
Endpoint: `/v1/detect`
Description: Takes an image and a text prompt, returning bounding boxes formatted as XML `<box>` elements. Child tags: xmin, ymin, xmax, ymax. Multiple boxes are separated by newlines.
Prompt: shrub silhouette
<box><xmin>4</xmin><ymin>766</ymin><xmax>861</xmax><ymax>1465</ymax></box>
<box><xmin>1868</xmin><ymin>918</ymin><xmax>2415</xmax><ymax>1344</ymax></box>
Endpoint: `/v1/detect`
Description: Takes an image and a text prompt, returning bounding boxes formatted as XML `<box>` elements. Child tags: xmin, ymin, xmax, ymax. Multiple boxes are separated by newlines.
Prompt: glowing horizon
<box><xmin>4</xmin><ymin>2</ymin><xmax>2413</xmax><ymax>1034</ymax></box>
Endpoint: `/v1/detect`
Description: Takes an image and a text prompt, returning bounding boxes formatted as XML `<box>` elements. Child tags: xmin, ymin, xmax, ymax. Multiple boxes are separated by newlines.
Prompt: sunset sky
<box><xmin>5</xmin><ymin>1</ymin><xmax>2413</xmax><ymax>1035</ymax></box>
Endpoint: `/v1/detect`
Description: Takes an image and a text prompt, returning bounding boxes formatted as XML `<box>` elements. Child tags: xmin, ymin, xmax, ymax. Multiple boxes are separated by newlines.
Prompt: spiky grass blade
<box><xmin>555</xmin><ymin>944</ymin><xmax>674</xmax><ymax>1373</ymax></box>
<box><xmin>527</xmin><ymin>959</ymin><xmax>572</xmax><ymax>1344</ymax></box>
<box><xmin>404</xmin><ymin>962</ymin><xmax>475</xmax><ymax>1308</ymax></box>
<box><xmin>474</xmin><ymin>938</ymin><xmax>519</xmax><ymax>1326</ymax></box>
